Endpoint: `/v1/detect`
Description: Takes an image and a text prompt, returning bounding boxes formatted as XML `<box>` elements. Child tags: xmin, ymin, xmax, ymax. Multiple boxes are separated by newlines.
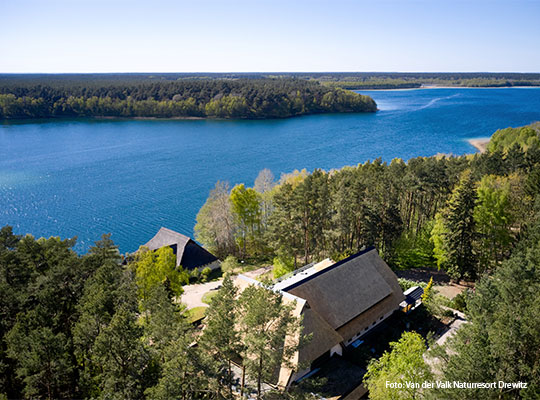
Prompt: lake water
<box><xmin>2</xmin><ymin>88</ymin><xmax>540</xmax><ymax>253</ymax></box>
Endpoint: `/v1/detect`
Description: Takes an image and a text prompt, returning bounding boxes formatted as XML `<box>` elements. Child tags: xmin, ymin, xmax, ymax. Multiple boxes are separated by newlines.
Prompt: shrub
<box><xmin>398</xmin><ymin>278</ymin><xmax>427</xmax><ymax>291</ymax></box>
<box><xmin>190</xmin><ymin>268</ymin><xmax>200</xmax><ymax>282</ymax></box>
<box><xmin>200</xmin><ymin>267</ymin><xmax>212</xmax><ymax>282</ymax></box>
<box><xmin>273</xmin><ymin>256</ymin><xmax>294</xmax><ymax>279</ymax></box>
<box><xmin>220</xmin><ymin>255</ymin><xmax>239</xmax><ymax>273</ymax></box>
<box><xmin>392</xmin><ymin>226</ymin><xmax>435</xmax><ymax>270</ymax></box>
<box><xmin>449</xmin><ymin>290</ymin><xmax>468</xmax><ymax>312</ymax></box>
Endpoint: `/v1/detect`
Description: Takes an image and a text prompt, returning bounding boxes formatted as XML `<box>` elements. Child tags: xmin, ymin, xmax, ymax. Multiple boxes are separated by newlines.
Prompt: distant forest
<box><xmin>0</xmin><ymin>76</ymin><xmax>376</xmax><ymax>120</ymax></box>
<box><xmin>305</xmin><ymin>72</ymin><xmax>540</xmax><ymax>89</ymax></box>
<box><xmin>2</xmin><ymin>72</ymin><xmax>539</xmax><ymax>120</ymax></box>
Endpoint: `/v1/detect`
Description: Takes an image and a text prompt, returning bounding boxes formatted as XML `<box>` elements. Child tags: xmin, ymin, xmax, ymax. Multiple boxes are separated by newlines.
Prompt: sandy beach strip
<box><xmin>468</xmin><ymin>138</ymin><xmax>490</xmax><ymax>153</ymax></box>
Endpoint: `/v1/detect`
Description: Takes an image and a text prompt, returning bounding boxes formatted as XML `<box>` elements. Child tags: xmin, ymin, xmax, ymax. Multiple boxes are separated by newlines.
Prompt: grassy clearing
<box><xmin>185</xmin><ymin>306</ymin><xmax>207</xmax><ymax>324</ymax></box>
<box><xmin>201</xmin><ymin>290</ymin><xmax>219</xmax><ymax>305</ymax></box>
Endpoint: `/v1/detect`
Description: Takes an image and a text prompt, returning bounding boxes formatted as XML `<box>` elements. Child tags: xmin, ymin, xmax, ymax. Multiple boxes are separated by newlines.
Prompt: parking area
<box><xmin>180</xmin><ymin>279</ymin><xmax>223</xmax><ymax>309</ymax></box>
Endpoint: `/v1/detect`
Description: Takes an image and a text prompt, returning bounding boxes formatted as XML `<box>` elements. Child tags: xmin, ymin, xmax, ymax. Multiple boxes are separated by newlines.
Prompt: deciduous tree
<box><xmin>364</xmin><ymin>331</ymin><xmax>432</xmax><ymax>400</ymax></box>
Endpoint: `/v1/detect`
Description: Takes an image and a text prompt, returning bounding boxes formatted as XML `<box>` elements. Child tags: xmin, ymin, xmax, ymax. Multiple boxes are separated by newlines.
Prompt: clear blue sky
<box><xmin>1</xmin><ymin>0</ymin><xmax>539</xmax><ymax>73</ymax></box>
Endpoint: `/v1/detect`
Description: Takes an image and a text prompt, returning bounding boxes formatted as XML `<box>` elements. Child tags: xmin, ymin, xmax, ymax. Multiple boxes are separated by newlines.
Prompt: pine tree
<box><xmin>431</xmin><ymin>234</ymin><xmax>540</xmax><ymax>399</ymax></box>
<box><xmin>441</xmin><ymin>170</ymin><xmax>478</xmax><ymax>281</ymax></box>
<box><xmin>267</xmin><ymin>182</ymin><xmax>303</xmax><ymax>268</ymax></box>
<box><xmin>199</xmin><ymin>274</ymin><xmax>241</xmax><ymax>397</ymax></box>
<box><xmin>92</xmin><ymin>279</ymin><xmax>150</xmax><ymax>400</ymax></box>
<box><xmin>238</xmin><ymin>284</ymin><xmax>301</xmax><ymax>399</ymax></box>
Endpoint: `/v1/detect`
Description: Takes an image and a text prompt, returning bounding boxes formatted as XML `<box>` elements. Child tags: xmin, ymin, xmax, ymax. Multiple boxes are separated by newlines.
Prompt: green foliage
<box><xmin>185</xmin><ymin>307</ymin><xmax>207</xmax><ymax>324</ymax></box>
<box><xmin>144</xmin><ymin>333</ymin><xmax>206</xmax><ymax>400</ymax></box>
<box><xmin>144</xmin><ymin>283</ymin><xmax>204</xmax><ymax>399</ymax></box>
<box><xmin>195</xmin><ymin>181</ymin><xmax>236</xmax><ymax>258</ymax></box>
<box><xmin>364</xmin><ymin>331</ymin><xmax>432</xmax><ymax>400</ymax></box>
<box><xmin>1</xmin><ymin>234</ymin><xmax>91</xmax><ymax>399</ymax></box>
<box><xmin>421</xmin><ymin>277</ymin><xmax>441</xmax><ymax>316</ymax></box>
<box><xmin>488</xmin><ymin>122</ymin><xmax>540</xmax><ymax>153</ymax></box>
<box><xmin>73</xmin><ymin>235</ymin><xmax>125</xmax><ymax>396</ymax></box>
<box><xmin>310</xmin><ymin>72</ymin><xmax>540</xmax><ymax>89</ymax></box>
<box><xmin>220</xmin><ymin>255</ymin><xmax>239</xmax><ymax>273</ymax></box>
<box><xmin>392</xmin><ymin>224</ymin><xmax>435</xmax><ymax>269</ymax></box>
<box><xmin>132</xmin><ymin>246</ymin><xmax>189</xmax><ymax>307</ymax></box>
<box><xmin>431</xmin><ymin>170</ymin><xmax>478</xmax><ymax>281</ymax></box>
<box><xmin>198</xmin><ymin>141</ymin><xmax>534</xmax><ymax>269</ymax></box>
<box><xmin>142</xmin><ymin>285</ymin><xmax>188</xmax><ymax>357</ymax></box>
<box><xmin>201</xmin><ymin>290</ymin><xmax>219</xmax><ymax>305</ymax></box>
<box><xmin>6</xmin><ymin>324</ymin><xmax>74</xmax><ymax>399</ymax></box>
<box><xmin>190</xmin><ymin>267</ymin><xmax>201</xmax><ymax>281</ymax></box>
<box><xmin>3</xmin><ymin>115</ymin><xmax>540</xmax><ymax>399</ymax></box>
<box><xmin>231</xmin><ymin>183</ymin><xmax>262</xmax><ymax>256</ymax></box>
<box><xmin>92</xmin><ymin>304</ymin><xmax>149</xmax><ymax>399</ymax></box>
<box><xmin>421</xmin><ymin>277</ymin><xmax>434</xmax><ymax>304</ymax></box>
<box><xmin>238</xmin><ymin>284</ymin><xmax>301</xmax><ymax>397</ymax></box>
<box><xmin>397</xmin><ymin>278</ymin><xmax>427</xmax><ymax>292</ymax></box>
<box><xmin>432</xmin><ymin>234</ymin><xmax>540</xmax><ymax>399</ymax></box>
<box><xmin>200</xmin><ymin>267</ymin><xmax>212</xmax><ymax>282</ymax></box>
<box><xmin>473</xmin><ymin>174</ymin><xmax>520</xmax><ymax>272</ymax></box>
<box><xmin>199</xmin><ymin>274</ymin><xmax>240</xmax><ymax>396</ymax></box>
<box><xmin>0</xmin><ymin>77</ymin><xmax>377</xmax><ymax>120</ymax></box>
<box><xmin>273</xmin><ymin>255</ymin><xmax>295</xmax><ymax>279</ymax></box>
<box><xmin>448</xmin><ymin>290</ymin><xmax>468</xmax><ymax>313</ymax></box>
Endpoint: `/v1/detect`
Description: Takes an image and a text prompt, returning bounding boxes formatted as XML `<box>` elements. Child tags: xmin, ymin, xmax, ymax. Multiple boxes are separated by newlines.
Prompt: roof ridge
<box><xmin>159</xmin><ymin>226</ymin><xmax>189</xmax><ymax>237</ymax></box>
<box><xmin>279</xmin><ymin>246</ymin><xmax>376</xmax><ymax>292</ymax></box>
<box><xmin>237</xmin><ymin>274</ymin><xmax>307</xmax><ymax>304</ymax></box>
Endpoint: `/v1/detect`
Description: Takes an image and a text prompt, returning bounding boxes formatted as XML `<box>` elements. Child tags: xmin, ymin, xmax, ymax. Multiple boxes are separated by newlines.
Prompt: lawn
<box><xmin>185</xmin><ymin>306</ymin><xmax>207</xmax><ymax>324</ymax></box>
<box><xmin>201</xmin><ymin>290</ymin><xmax>219</xmax><ymax>305</ymax></box>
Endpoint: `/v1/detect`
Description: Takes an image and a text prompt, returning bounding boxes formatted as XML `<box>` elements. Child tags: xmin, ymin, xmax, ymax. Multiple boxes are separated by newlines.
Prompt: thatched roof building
<box><xmin>144</xmin><ymin>227</ymin><xmax>219</xmax><ymax>271</ymax></box>
<box><xmin>234</xmin><ymin>247</ymin><xmax>404</xmax><ymax>390</ymax></box>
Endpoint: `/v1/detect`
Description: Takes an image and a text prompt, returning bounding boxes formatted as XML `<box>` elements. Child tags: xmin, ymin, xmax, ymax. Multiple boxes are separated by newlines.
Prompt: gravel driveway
<box><xmin>181</xmin><ymin>280</ymin><xmax>223</xmax><ymax>309</ymax></box>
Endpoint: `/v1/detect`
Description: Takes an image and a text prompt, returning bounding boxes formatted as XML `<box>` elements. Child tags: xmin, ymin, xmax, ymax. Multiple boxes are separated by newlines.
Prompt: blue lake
<box><xmin>2</xmin><ymin>87</ymin><xmax>540</xmax><ymax>253</ymax></box>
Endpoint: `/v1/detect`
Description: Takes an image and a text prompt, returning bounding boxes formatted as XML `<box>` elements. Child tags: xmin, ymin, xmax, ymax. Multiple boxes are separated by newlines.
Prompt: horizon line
<box><xmin>1</xmin><ymin>71</ymin><xmax>540</xmax><ymax>75</ymax></box>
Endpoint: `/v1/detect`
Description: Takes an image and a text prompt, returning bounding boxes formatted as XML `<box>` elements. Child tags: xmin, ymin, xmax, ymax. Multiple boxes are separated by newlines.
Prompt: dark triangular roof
<box><xmin>144</xmin><ymin>227</ymin><xmax>217</xmax><ymax>270</ymax></box>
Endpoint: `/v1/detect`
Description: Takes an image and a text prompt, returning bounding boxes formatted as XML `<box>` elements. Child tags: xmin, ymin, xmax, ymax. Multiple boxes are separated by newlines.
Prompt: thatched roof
<box><xmin>298</xmin><ymin>306</ymin><xmax>342</xmax><ymax>366</ymax></box>
<box><xmin>282</xmin><ymin>248</ymin><xmax>404</xmax><ymax>342</ymax></box>
<box><xmin>144</xmin><ymin>227</ymin><xmax>217</xmax><ymax>270</ymax></box>
<box><xmin>283</xmin><ymin>249</ymin><xmax>389</xmax><ymax>328</ymax></box>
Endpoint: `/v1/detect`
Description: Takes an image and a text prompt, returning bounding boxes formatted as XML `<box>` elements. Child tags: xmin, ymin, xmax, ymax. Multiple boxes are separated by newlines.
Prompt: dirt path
<box><xmin>180</xmin><ymin>280</ymin><xmax>223</xmax><ymax>309</ymax></box>
<box><xmin>436</xmin><ymin>307</ymin><xmax>467</xmax><ymax>347</ymax></box>
<box><xmin>434</xmin><ymin>284</ymin><xmax>467</xmax><ymax>300</ymax></box>
<box><xmin>396</xmin><ymin>268</ymin><xmax>471</xmax><ymax>299</ymax></box>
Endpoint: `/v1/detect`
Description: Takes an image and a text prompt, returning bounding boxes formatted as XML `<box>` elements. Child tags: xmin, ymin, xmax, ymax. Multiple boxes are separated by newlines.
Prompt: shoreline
<box><xmin>360</xmin><ymin>85</ymin><xmax>540</xmax><ymax>92</ymax></box>
<box><xmin>0</xmin><ymin>109</ymin><xmax>379</xmax><ymax>124</ymax></box>
<box><xmin>467</xmin><ymin>138</ymin><xmax>490</xmax><ymax>153</ymax></box>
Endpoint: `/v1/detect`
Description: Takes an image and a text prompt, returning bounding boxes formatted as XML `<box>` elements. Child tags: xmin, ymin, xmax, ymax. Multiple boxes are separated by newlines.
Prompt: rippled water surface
<box><xmin>2</xmin><ymin>88</ymin><xmax>540</xmax><ymax>252</ymax></box>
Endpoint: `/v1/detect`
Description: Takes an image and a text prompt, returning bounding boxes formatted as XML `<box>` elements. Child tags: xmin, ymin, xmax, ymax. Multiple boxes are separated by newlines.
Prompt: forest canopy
<box><xmin>0</xmin><ymin>76</ymin><xmax>377</xmax><ymax>120</ymax></box>
<box><xmin>488</xmin><ymin>121</ymin><xmax>540</xmax><ymax>153</ymax></box>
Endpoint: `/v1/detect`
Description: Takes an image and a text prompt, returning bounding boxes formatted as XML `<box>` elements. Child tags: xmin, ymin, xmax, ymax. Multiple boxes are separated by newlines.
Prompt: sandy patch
<box><xmin>468</xmin><ymin>138</ymin><xmax>490</xmax><ymax>153</ymax></box>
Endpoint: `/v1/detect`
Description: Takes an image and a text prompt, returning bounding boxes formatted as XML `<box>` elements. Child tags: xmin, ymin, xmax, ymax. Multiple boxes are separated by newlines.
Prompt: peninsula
<box><xmin>0</xmin><ymin>75</ymin><xmax>376</xmax><ymax>120</ymax></box>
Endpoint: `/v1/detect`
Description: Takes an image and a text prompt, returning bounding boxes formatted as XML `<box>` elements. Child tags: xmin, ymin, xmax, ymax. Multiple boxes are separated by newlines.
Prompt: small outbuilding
<box><xmin>144</xmin><ymin>227</ymin><xmax>220</xmax><ymax>271</ymax></box>
<box><xmin>400</xmin><ymin>286</ymin><xmax>424</xmax><ymax>313</ymax></box>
